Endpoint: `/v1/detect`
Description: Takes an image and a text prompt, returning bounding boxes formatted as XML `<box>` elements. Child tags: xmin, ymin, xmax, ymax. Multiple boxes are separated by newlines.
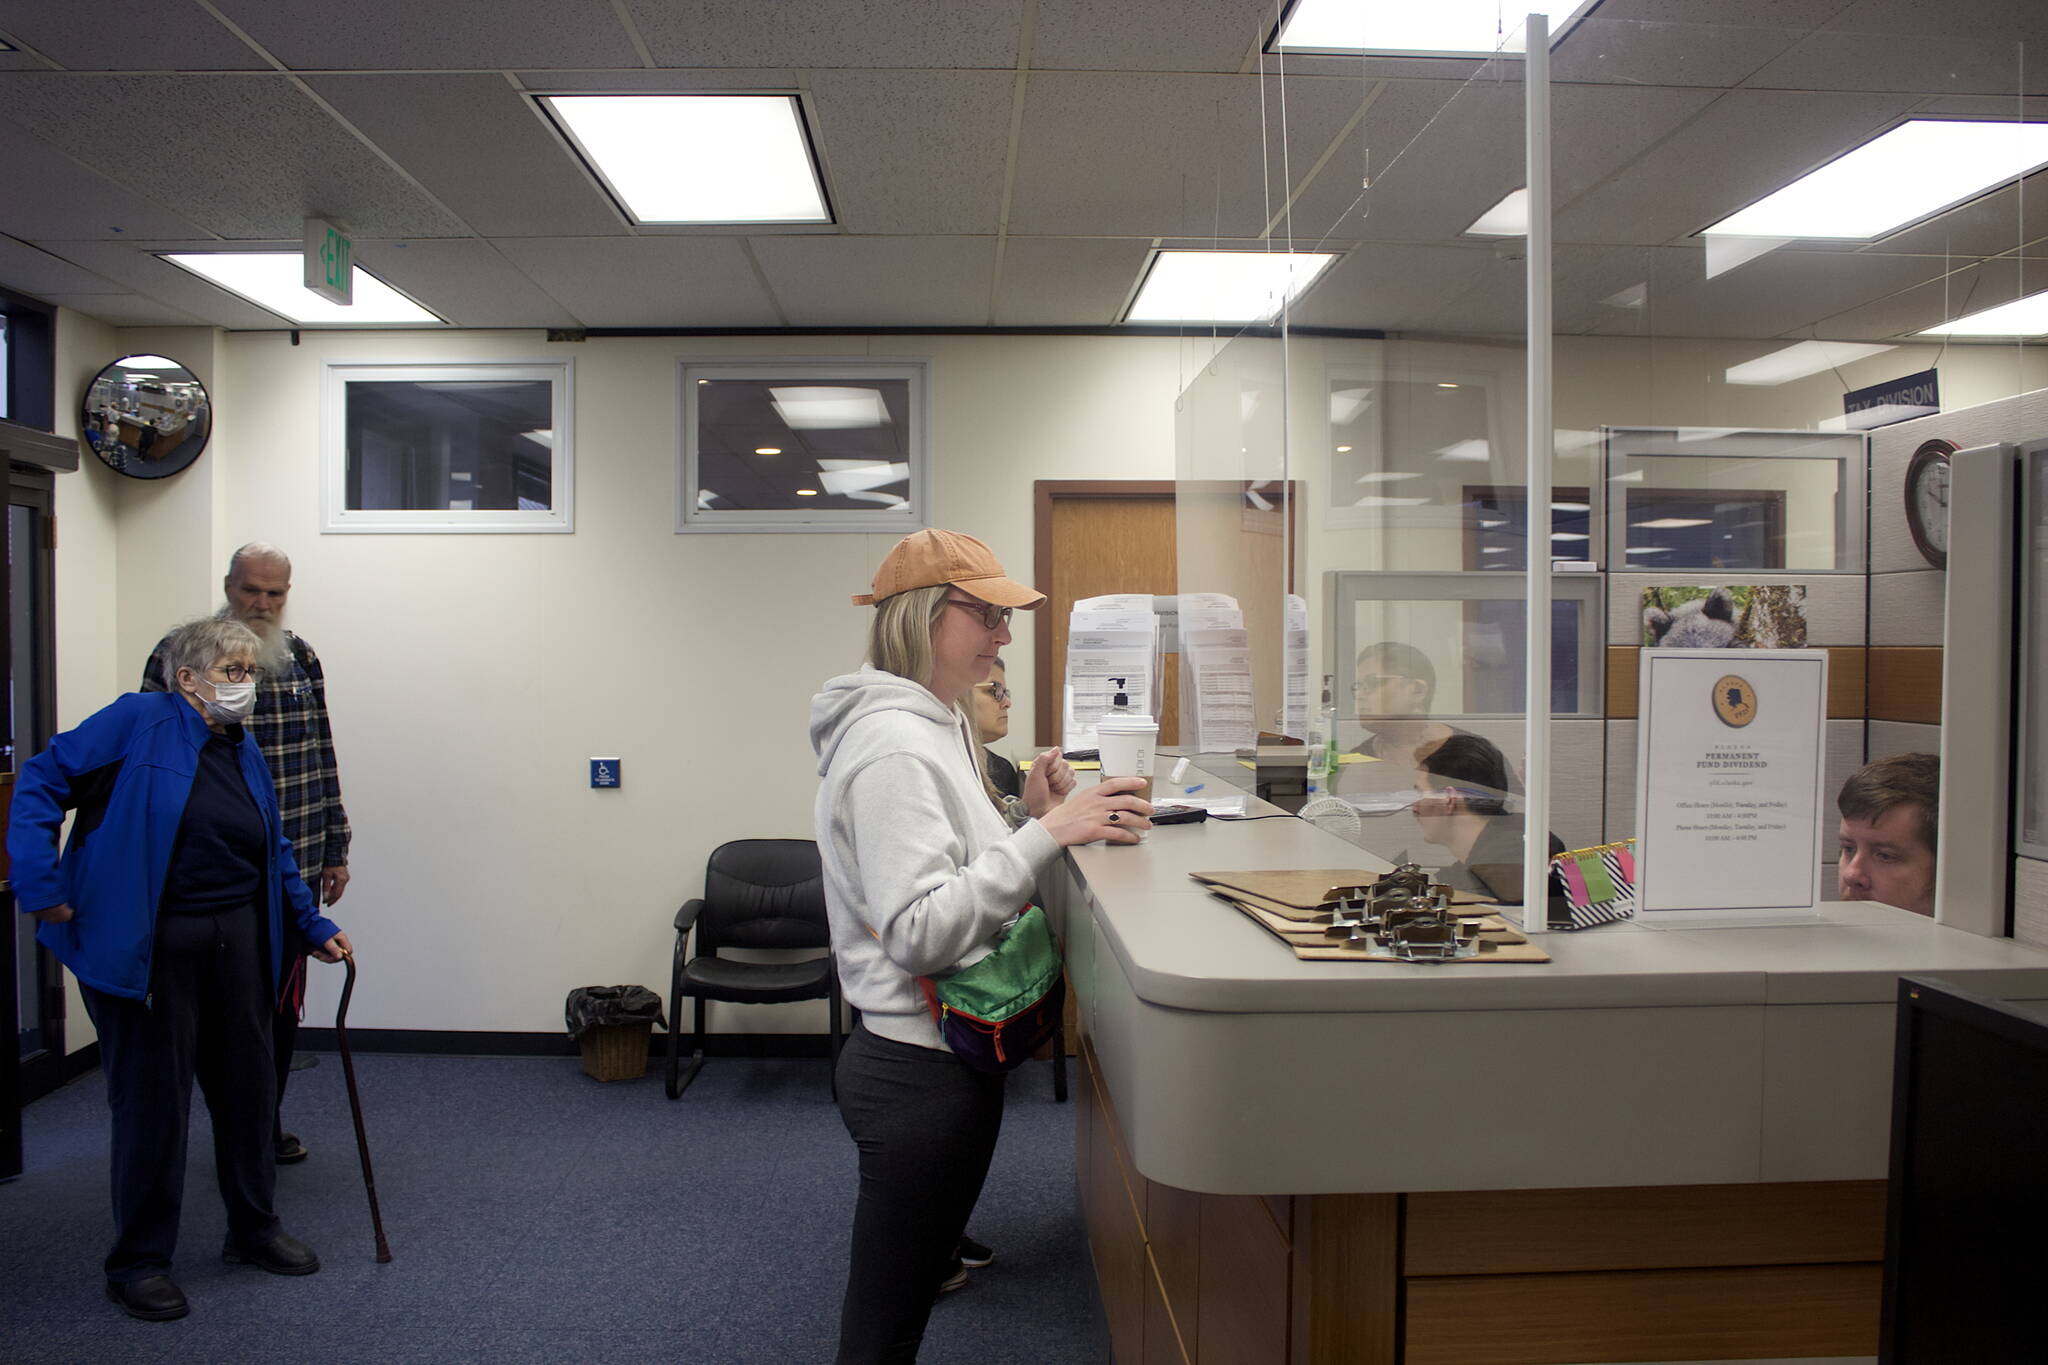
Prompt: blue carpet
<box><xmin>0</xmin><ymin>1053</ymin><xmax>1110</xmax><ymax>1363</ymax></box>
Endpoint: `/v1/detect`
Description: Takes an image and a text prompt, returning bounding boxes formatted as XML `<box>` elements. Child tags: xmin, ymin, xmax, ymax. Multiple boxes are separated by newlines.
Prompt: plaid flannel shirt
<box><xmin>142</xmin><ymin>630</ymin><xmax>351</xmax><ymax>874</ymax></box>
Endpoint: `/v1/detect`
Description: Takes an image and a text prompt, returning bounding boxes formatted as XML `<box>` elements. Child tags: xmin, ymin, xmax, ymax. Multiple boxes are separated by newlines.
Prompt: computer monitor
<box><xmin>1880</xmin><ymin>975</ymin><xmax>2048</xmax><ymax>1364</ymax></box>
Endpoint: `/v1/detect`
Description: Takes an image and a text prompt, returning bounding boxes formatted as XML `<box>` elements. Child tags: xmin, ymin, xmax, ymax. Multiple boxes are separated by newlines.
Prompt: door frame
<box><xmin>1032</xmin><ymin>480</ymin><xmax>1177</xmax><ymax>751</ymax></box>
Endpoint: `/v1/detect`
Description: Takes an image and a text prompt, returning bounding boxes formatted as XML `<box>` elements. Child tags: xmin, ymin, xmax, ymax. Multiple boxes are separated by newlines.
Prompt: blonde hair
<box><xmin>866</xmin><ymin>584</ymin><xmax>1006</xmax><ymax>810</ymax></box>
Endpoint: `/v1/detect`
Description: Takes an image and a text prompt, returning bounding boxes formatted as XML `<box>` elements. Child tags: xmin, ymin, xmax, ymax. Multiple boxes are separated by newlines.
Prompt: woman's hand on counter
<box><xmin>1023</xmin><ymin>747</ymin><xmax>1077</xmax><ymax>817</ymax></box>
<box><xmin>1039</xmin><ymin>777</ymin><xmax>1153</xmax><ymax>847</ymax></box>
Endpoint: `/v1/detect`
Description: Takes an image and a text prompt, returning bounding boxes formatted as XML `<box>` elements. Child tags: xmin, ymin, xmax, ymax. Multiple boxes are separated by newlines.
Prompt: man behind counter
<box><xmin>1836</xmin><ymin>753</ymin><xmax>1938</xmax><ymax>917</ymax></box>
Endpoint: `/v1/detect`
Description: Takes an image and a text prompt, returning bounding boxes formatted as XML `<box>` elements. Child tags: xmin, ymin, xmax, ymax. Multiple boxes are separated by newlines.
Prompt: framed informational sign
<box><xmin>1634</xmin><ymin>648</ymin><xmax>1829</xmax><ymax>920</ymax></box>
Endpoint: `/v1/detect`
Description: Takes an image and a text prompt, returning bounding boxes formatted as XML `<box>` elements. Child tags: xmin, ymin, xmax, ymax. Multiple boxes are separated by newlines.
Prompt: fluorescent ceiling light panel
<box><xmin>542</xmin><ymin>94</ymin><xmax>828</xmax><ymax>225</ymax></box>
<box><xmin>1125</xmin><ymin>250</ymin><xmax>1337</xmax><ymax>324</ymax></box>
<box><xmin>161</xmin><ymin>253</ymin><xmax>441</xmax><ymax>325</ymax></box>
<box><xmin>818</xmin><ymin>461</ymin><xmax>910</xmax><ymax>495</ymax></box>
<box><xmin>1273</xmin><ymin>0</ymin><xmax>1599</xmax><ymax>57</ymax></box>
<box><xmin>768</xmin><ymin>387</ymin><xmax>890</xmax><ymax>430</ymax></box>
<box><xmin>1465</xmin><ymin>187</ymin><xmax>1528</xmax><ymax>237</ymax></box>
<box><xmin>1704</xmin><ymin>120</ymin><xmax>2048</xmax><ymax>241</ymax></box>
<box><xmin>1433</xmin><ymin>439</ymin><xmax>1493</xmax><ymax>462</ymax></box>
<box><xmin>1917</xmin><ymin>287</ymin><xmax>2048</xmax><ymax>337</ymax></box>
<box><xmin>1633</xmin><ymin>518</ymin><xmax>1713</xmax><ymax>530</ymax></box>
<box><xmin>1723</xmin><ymin>340</ymin><xmax>1895</xmax><ymax>386</ymax></box>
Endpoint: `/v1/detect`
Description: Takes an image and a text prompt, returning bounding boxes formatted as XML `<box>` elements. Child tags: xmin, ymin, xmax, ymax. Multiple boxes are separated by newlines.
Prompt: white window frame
<box><xmin>321</xmin><ymin>360</ymin><xmax>574</xmax><ymax>534</ymax></box>
<box><xmin>678</xmin><ymin>358</ymin><xmax>929</xmax><ymax>534</ymax></box>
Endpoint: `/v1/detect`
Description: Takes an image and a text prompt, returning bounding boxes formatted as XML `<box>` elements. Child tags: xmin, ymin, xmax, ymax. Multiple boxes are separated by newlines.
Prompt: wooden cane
<box><xmin>335</xmin><ymin>950</ymin><xmax>393</xmax><ymax>1263</ymax></box>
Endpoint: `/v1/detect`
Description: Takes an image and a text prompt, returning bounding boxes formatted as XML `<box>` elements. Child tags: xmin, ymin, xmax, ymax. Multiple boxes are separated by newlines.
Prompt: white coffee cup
<box><xmin>1096</xmin><ymin>713</ymin><xmax>1159</xmax><ymax>802</ymax></box>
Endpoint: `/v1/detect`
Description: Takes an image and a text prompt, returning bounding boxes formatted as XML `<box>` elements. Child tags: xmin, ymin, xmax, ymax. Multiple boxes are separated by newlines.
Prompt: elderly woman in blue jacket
<box><xmin>8</xmin><ymin>616</ymin><xmax>352</xmax><ymax>1323</ymax></box>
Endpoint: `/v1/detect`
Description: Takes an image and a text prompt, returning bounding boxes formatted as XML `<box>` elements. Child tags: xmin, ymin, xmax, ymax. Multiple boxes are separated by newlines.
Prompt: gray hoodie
<box><xmin>811</xmin><ymin>666</ymin><xmax>1061</xmax><ymax>1051</ymax></box>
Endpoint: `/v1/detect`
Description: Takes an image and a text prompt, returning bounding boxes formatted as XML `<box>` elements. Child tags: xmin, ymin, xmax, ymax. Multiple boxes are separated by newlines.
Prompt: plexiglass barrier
<box><xmin>1168</xmin><ymin>13</ymin><xmax>2040</xmax><ymax>912</ymax></box>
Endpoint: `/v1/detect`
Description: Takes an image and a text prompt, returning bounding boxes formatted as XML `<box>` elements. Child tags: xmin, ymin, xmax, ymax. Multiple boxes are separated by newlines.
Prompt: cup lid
<box><xmin>1097</xmin><ymin>714</ymin><xmax>1157</xmax><ymax>731</ymax></box>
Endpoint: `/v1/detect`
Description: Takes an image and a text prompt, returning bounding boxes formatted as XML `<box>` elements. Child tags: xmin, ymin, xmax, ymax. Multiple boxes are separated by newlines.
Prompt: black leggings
<box><xmin>833</xmin><ymin>1022</ymin><xmax>1006</xmax><ymax>1364</ymax></box>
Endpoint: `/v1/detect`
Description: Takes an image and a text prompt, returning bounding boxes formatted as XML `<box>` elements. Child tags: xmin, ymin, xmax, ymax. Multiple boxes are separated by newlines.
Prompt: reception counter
<box><xmin>1041</xmin><ymin>802</ymin><xmax>2048</xmax><ymax>1364</ymax></box>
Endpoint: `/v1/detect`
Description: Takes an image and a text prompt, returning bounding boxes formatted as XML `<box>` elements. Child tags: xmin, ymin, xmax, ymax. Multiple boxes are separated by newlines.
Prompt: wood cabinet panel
<box><xmin>1299</xmin><ymin>1194</ymin><xmax>1398</xmax><ymax>1365</ymax></box>
<box><xmin>1144</xmin><ymin>1247</ymin><xmax>1193</xmax><ymax>1365</ymax></box>
<box><xmin>1404</xmin><ymin>1262</ymin><xmax>1882</xmax><ymax>1365</ymax></box>
<box><xmin>1197</xmin><ymin>1193</ymin><xmax>1292</xmax><ymax>1365</ymax></box>
<box><xmin>1607</xmin><ymin>645</ymin><xmax>1866</xmax><ymax>719</ymax></box>
<box><xmin>1404</xmin><ymin>1180</ymin><xmax>1887</xmax><ymax>1276</ymax></box>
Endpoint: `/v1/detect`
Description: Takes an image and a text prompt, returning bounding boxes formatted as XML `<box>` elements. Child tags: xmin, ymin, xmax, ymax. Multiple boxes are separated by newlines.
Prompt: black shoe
<box><xmin>222</xmin><ymin>1232</ymin><xmax>320</xmax><ymax>1276</ymax></box>
<box><xmin>273</xmin><ymin>1133</ymin><xmax>309</xmax><ymax>1165</ymax></box>
<box><xmin>957</xmin><ymin>1235</ymin><xmax>995</xmax><ymax>1269</ymax></box>
<box><xmin>106</xmin><ymin>1275</ymin><xmax>189</xmax><ymax>1322</ymax></box>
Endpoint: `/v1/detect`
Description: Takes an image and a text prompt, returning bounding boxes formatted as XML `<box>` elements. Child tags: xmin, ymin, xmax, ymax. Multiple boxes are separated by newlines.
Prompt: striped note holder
<box><xmin>1548</xmin><ymin>839</ymin><xmax>1637</xmax><ymax>929</ymax></box>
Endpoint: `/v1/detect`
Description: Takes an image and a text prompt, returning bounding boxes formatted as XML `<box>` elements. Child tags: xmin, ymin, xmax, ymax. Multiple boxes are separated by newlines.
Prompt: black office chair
<box><xmin>666</xmin><ymin>838</ymin><xmax>843</xmax><ymax>1100</ymax></box>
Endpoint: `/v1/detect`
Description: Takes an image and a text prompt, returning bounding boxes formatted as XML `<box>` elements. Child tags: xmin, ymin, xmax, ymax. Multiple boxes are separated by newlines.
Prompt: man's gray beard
<box><xmin>219</xmin><ymin>604</ymin><xmax>293</xmax><ymax>671</ymax></box>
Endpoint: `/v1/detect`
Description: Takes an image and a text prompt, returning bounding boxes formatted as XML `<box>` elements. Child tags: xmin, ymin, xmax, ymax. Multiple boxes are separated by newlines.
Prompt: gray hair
<box><xmin>163</xmin><ymin>616</ymin><xmax>262</xmax><ymax>684</ymax></box>
<box><xmin>227</xmin><ymin>541</ymin><xmax>291</xmax><ymax>580</ymax></box>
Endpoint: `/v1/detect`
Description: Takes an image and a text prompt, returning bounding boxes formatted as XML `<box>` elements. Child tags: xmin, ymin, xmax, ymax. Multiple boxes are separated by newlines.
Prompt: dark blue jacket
<box><xmin>7</xmin><ymin>690</ymin><xmax>342</xmax><ymax>1002</ymax></box>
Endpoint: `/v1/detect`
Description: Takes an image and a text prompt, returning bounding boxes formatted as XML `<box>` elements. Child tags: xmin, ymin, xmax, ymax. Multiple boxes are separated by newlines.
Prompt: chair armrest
<box><xmin>674</xmin><ymin>899</ymin><xmax>706</xmax><ymax>935</ymax></box>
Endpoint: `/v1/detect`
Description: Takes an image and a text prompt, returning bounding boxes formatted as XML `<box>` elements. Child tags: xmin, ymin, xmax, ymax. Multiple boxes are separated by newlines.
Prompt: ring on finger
<box><xmin>1108</xmin><ymin>812</ymin><xmax>1121</xmax><ymax>824</ymax></box>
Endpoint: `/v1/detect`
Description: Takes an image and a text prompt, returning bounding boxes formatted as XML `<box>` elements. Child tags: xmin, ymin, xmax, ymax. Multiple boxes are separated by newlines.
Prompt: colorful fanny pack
<box><xmin>916</xmin><ymin>904</ymin><xmax>1065</xmax><ymax>1073</ymax></box>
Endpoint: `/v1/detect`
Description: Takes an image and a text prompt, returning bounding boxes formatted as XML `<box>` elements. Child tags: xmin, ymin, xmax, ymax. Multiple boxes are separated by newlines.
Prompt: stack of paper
<box><xmin>1177</xmin><ymin>593</ymin><xmax>1255</xmax><ymax>754</ymax></box>
<box><xmin>1063</xmin><ymin>594</ymin><xmax>1161</xmax><ymax>752</ymax></box>
<box><xmin>1284</xmin><ymin>594</ymin><xmax>1309</xmax><ymax>741</ymax></box>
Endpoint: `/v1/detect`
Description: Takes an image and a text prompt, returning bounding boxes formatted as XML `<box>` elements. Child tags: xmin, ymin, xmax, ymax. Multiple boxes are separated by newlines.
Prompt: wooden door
<box><xmin>1034</xmin><ymin>481</ymin><xmax>1179</xmax><ymax>749</ymax></box>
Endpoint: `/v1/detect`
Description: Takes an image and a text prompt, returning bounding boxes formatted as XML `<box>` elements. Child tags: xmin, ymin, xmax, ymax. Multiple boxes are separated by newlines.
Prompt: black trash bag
<box><xmin>564</xmin><ymin>985</ymin><xmax>666</xmax><ymax>1041</ymax></box>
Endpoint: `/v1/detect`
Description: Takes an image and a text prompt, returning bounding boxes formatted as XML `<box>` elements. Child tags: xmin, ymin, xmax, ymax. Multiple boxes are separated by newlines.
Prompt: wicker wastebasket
<box><xmin>579</xmin><ymin>1020</ymin><xmax>653</xmax><ymax>1082</ymax></box>
<box><xmin>565</xmin><ymin>985</ymin><xmax>664</xmax><ymax>1082</ymax></box>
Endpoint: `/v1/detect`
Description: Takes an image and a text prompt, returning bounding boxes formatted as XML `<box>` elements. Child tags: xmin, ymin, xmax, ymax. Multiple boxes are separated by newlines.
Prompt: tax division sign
<box><xmin>1633</xmin><ymin>648</ymin><xmax>1829</xmax><ymax>919</ymax></box>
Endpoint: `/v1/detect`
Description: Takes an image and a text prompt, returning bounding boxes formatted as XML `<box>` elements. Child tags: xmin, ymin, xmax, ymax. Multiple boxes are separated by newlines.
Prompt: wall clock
<box><xmin>1904</xmin><ymin>438</ymin><xmax>1954</xmax><ymax>569</ymax></box>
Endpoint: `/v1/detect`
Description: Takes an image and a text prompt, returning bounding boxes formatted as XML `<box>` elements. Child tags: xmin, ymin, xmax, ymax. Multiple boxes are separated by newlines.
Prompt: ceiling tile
<box><xmin>623</xmin><ymin>0</ymin><xmax>1021</xmax><ymax>69</ymax></box>
<box><xmin>1286</xmin><ymin>242</ymin><xmax>1514</xmax><ymax>332</ymax></box>
<box><xmin>993</xmin><ymin>237</ymin><xmax>1152</xmax><ymax>325</ymax></box>
<box><xmin>0</xmin><ymin>1</ymin><xmax>265</xmax><ymax>71</ymax></box>
<box><xmin>513</xmin><ymin>69</ymin><xmax>794</xmax><ymax>93</ymax></box>
<box><xmin>210</xmin><ymin>0</ymin><xmax>643</xmax><ymax>70</ymax></box>
<box><xmin>748</xmin><ymin>236</ymin><xmax>996</xmax><ymax>326</ymax></box>
<box><xmin>492</xmin><ymin>237</ymin><xmax>783</xmax><ymax>327</ymax></box>
<box><xmin>808</xmin><ymin>71</ymin><xmax>1014</xmax><ymax>235</ymax></box>
<box><xmin>350</xmin><ymin>240</ymin><xmax>581</xmax><ymax>328</ymax></box>
<box><xmin>1552</xmin><ymin>88</ymin><xmax>1924</xmax><ymax>246</ymax></box>
<box><xmin>1743</xmin><ymin>24</ymin><xmax>2037</xmax><ymax>96</ymax></box>
<box><xmin>0</xmin><ymin>119</ymin><xmax>211</xmax><ymax>240</ymax></box>
<box><xmin>1008</xmin><ymin>71</ymin><xmax>1365</xmax><ymax>240</ymax></box>
<box><xmin>34</xmin><ymin>239</ymin><xmax>308</xmax><ymax>328</ymax></box>
<box><xmin>0</xmin><ymin>73</ymin><xmax>468</xmax><ymax>240</ymax></box>
<box><xmin>305</xmin><ymin>75</ymin><xmax>626</xmax><ymax>238</ymax></box>
<box><xmin>1593</xmin><ymin>249</ymin><xmax>1957</xmax><ymax>338</ymax></box>
<box><xmin>36</xmin><ymin>291</ymin><xmax>208</xmax><ymax>327</ymax></box>
<box><xmin>1030</xmin><ymin>0</ymin><xmax>1269</xmax><ymax>73</ymax></box>
<box><xmin>1859</xmin><ymin>170</ymin><xmax>2048</xmax><ymax>260</ymax></box>
<box><xmin>1804</xmin><ymin>254</ymin><xmax>2033</xmax><ymax>339</ymax></box>
<box><xmin>0</xmin><ymin>232</ymin><xmax>125</xmax><ymax>296</ymax></box>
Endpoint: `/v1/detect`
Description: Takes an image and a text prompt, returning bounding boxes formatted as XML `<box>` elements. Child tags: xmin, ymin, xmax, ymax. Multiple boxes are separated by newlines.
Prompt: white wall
<box><xmin>51</xmin><ymin>329</ymin><xmax>1192</xmax><ymax>1035</ymax></box>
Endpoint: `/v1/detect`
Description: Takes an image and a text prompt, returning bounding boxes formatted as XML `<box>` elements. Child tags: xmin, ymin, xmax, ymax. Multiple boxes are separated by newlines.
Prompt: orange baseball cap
<box><xmin>853</xmin><ymin>528</ymin><xmax>1047</xmax><ymax>609</ymax></box>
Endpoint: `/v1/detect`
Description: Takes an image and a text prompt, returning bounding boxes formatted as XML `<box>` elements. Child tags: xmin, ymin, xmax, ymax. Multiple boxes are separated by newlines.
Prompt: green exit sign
<box><xmin>303</xmin><ymin>217</ymin><xmax>353</xmax><ymax>306</ymax></box>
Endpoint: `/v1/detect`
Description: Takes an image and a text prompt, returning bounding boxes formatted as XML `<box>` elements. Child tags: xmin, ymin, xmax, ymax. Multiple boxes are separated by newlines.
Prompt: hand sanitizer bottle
<box><xmin>1307</xmin><ymin>675</ymin><xmax>1338</xmax><ymax>797</ymax></box>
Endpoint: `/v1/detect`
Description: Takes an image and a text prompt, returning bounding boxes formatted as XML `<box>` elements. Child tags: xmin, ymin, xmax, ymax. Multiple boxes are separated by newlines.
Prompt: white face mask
<box><xmin>188</xmin><ymin>676</ymin><xmax>256</xmax><ymax>724</ymax></box>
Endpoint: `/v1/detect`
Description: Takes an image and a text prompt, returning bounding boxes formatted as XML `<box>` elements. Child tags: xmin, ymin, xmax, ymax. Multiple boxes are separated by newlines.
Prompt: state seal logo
<box><xmin>1713</xmin><ymin>675</ymin><xmax>1757</xmax><ymax>727</ymax></box>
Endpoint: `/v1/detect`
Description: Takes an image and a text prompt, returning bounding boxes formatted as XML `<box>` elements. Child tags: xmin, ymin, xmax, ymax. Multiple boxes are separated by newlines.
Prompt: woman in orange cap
<box><xmin>810</xmin><ymin>529</ymin><xmax>1151</xmax><ymax>1363</ymax></box>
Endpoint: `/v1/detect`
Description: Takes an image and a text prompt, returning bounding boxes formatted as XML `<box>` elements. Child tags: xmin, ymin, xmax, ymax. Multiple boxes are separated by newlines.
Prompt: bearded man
<box><xmin>143</xmin><ymin>542</ymin><xmax>352</xmax><ymax>1166</ymax></box>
